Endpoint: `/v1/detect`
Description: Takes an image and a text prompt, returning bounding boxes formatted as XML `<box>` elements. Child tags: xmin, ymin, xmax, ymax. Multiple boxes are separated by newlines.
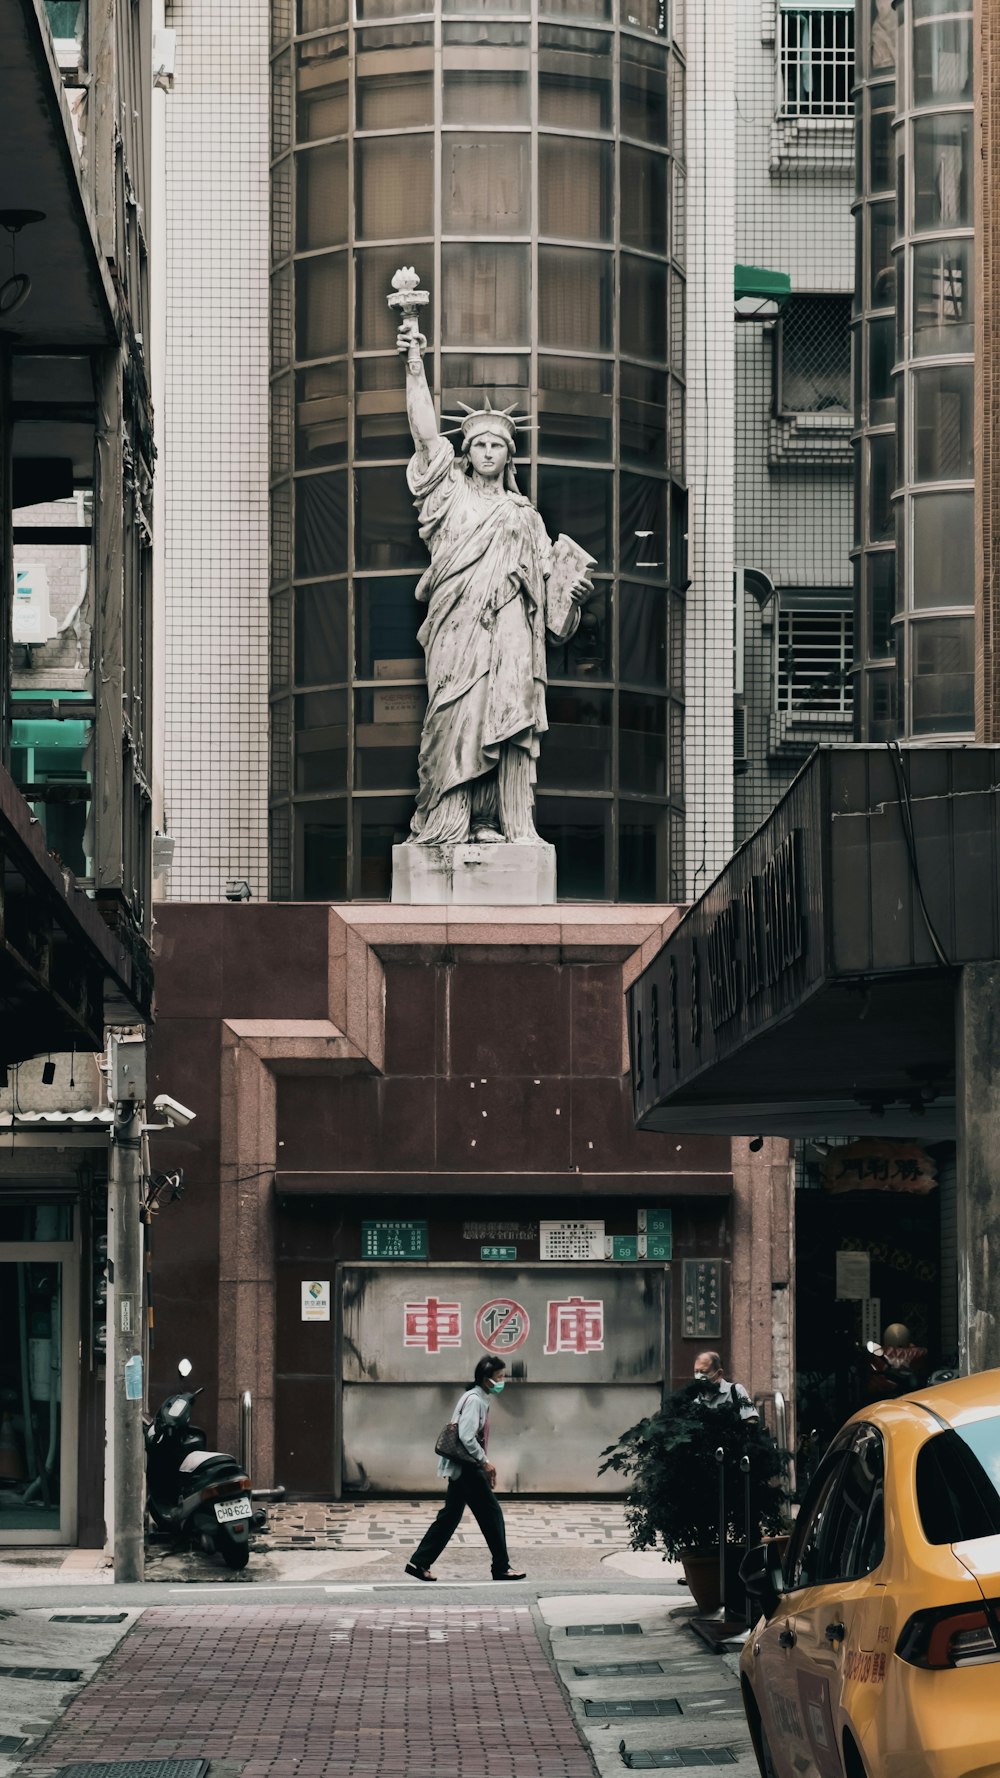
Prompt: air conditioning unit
<box><xmin>734</xmin><ymin>702</ymin><xmax>748</xmax><ymax>772</ymax></box>
<box><xmin>152</xmin><ymin>834</ymin><xmax>176</xmax><ymax>876</ymax></box>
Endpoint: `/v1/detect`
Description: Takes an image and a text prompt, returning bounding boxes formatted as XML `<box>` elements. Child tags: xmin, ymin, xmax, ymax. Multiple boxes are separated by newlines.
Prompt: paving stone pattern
<box><xmin>23</xmin><ymin>1607</ymin><xmax>595</xmax><ymax>1778</ymax></box>
<box><xmin>260</xmin><ymin>1500</ymin><xmax>628</xmax><ymax>1550</ymax></box>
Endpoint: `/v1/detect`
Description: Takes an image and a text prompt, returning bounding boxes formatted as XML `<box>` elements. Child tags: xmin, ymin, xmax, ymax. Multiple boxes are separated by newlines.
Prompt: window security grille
<box><xmin>779</xmin><ymin>8</ymin><xmax>854</xmax><ymax>119</ymax></box>
<box><xmin>777</xmin><ymin>295</ymin><xmax>852</xmax><ymax>414</ymax></box>
<box><xmin>776</xmin><ymin>609</ymin><xmax>853</xmax><ymax>715</ymax></box>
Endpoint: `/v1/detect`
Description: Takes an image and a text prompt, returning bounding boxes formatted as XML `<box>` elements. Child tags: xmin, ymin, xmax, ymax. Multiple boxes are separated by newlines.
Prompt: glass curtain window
<box><xmin>443</xmin><ymin>135</ymin><xmax>531</xmax><ymax>233</ymax></box>
<box><xmin>538</xmin><ymin>138</ymin><xmax>612</xmax><ymax>241</ymax></box>
<box><xmin>912</xmin><ymin>238</ymin><xmax>973</xmax><ymax>356</ymax></box>
<box><xmin>280</xmin><ymin>0</ymin><xmax>683</xmax><ymax>897</ymax></box>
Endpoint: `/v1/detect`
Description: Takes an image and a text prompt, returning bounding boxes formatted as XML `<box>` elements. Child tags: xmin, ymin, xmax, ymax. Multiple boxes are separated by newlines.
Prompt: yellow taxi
<box><xmin>739</xmin><ymin>1370</ymin><xmax>1000</xmax><ymax>1778</ymax></box>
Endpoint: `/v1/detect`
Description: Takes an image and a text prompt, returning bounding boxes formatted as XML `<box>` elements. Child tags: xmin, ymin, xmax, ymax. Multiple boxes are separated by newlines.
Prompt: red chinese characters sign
<box><xmin>544</xmin><ymin>1296</ymin><xmax>605</xmax><ymax>1355</ymax></box>
<box><xmin>403</xmin><ymin>1297</ymin><xmax>462</xmax><ymax>1353</ymax></box>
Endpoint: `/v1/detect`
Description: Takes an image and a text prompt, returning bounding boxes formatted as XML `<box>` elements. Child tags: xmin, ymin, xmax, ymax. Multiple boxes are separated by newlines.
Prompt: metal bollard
<box><xmin>716</xmin><ymin>1446</ymin><xmax>726</xmax><ymax>1617</ymax></box>
<box><xmin>240</xmin><ymin>1390</ymin><xmax>252</xmax><ymax>1477</ymax></box>
<box><xmin>741</xmin><ymin>1453</ymin><xmax>752</xmax><ymax>1625</ymax></box>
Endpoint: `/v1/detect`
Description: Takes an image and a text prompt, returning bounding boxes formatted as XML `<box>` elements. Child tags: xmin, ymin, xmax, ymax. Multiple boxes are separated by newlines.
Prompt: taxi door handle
<box><xmin>779</xmin><ymin>1629</ymin><xmax>796</xmax><ymax>1648</ymax></box>
<box><xmin>825</xmin><ymin>1621</ymin><xmax>846</xmax><ymax>1643</ymax></box>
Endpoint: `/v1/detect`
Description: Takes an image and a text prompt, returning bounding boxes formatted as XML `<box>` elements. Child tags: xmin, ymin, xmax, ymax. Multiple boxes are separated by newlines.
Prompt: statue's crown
<box><xmin>442</xmin><ymin>396</ymin><xmax>532</xmax><ymax>451</ymax></box>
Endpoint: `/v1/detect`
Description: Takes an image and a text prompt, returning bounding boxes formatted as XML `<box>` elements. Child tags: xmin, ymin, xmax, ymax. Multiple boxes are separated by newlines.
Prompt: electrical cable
<box><xmin>885</xmin><ymin>741</ymin><xmax>952</xmax><ymax>970</ymax></box>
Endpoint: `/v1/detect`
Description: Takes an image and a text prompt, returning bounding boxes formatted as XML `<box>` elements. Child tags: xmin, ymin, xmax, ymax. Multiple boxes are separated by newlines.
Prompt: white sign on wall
<box><xmin>301</xmin><ymin>1279</ymin><xmax>331</xmax><ymax>1322</ymax></box>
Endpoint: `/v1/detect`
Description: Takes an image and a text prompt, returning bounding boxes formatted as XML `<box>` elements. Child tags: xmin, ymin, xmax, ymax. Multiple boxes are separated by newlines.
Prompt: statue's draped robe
<box><xmin>407</xmin><ymin>439</ymin><xmax>579</xmax><ymax>834</ymax></box>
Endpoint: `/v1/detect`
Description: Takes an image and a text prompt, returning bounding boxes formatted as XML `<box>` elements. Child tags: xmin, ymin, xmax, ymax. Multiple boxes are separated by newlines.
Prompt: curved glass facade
<box><xmin>269</xmin><ymin>0</ymin><xmax>687</xmax><ymax>901</ymax></box>
<box><xmin>895</xmin><ymin>0</ymin><xmax>974</xmax><ymax>737</ymax></box>
<box><xmin>853</xmin><ymin>0</ymin><xmax>975</xmax><ymax>740</ymax></box>
<box><xmin>852</xmin><ymin>0</ymin><xmax>899</xmax><ymax>739</ymax></box>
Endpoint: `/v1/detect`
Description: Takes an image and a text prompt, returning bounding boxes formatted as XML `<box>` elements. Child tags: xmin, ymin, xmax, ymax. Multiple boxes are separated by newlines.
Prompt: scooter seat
<box><xmin>179</xmin><ymin>1450</ymin><xmax>230</xmax><ymax>1473</ymax></box>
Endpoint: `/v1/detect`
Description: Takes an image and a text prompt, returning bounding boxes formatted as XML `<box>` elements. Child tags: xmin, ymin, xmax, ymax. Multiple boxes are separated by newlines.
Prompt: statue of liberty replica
<box><xmin>388</xmin><ymin>268</ymin><xmax>595</xmax><ymax>903</ymax></box>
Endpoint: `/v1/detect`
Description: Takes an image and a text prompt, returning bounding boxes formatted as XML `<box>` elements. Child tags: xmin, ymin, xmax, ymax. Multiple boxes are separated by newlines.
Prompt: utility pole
<box><xmin>109</xmin><ymin>1033</ymin><xmax>146</xmax><ymax>1583</ymax></box>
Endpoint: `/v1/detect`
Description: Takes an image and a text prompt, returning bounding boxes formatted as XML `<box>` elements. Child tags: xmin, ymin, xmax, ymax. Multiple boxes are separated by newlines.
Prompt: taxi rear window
<box><xmin>916</xmin><ymin>1417</ymin><xmax>1000</xmax><ymax>1545</ymax></box>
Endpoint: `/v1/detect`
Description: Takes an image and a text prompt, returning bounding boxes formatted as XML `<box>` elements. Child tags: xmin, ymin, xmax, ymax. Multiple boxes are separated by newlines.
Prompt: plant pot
<box><xmin>680</xmin><ymin>1546</ymin><xmax>754</xmax><ymax>1617</ymax></box>
<box><xmin>679</xmin><ymin>1549</ymin><xmax>721</xmax><ymax>1613</ymax></box>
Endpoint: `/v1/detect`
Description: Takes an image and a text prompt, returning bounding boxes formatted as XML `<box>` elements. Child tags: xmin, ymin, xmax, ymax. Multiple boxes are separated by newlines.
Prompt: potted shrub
<box><xmin>599</xmin><ymin>1383</ymin><xmax>790</xmax><ymax>1613</ymax></box>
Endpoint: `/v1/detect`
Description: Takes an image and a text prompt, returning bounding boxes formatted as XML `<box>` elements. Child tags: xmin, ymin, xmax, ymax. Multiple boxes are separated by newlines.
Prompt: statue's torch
<box><xmin>388</xmin><ymin>265</ymin><xmax>429</xmax><ymax>373</ymax></box>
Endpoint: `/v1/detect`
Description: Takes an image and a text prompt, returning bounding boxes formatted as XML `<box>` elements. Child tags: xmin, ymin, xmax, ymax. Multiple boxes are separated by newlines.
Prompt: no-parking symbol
<box><xmin>475</xmin><ymin>1297</ymin><xmax>530</xmax><ymax>1352</ymax></box>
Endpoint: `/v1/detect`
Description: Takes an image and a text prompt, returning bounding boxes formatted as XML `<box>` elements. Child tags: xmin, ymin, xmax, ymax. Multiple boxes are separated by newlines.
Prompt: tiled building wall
<box><xmin>978</xmin><ymin>0</ymin><xmax>1000</xmax><ymax>741</ymax></box>
<box><xmin>160</xmin><ymin>0</ymin><xmax>270</xmax><ymax>900</ymax></box>
<box><xmin>684</xmin><ymin>0</ymin><xmax>736</xmax><ymax>899</ymax></box>
<box><xmin>733</xmin><ymin>0</ymin><xmax>854</xmax><ymax>841</ymax></box>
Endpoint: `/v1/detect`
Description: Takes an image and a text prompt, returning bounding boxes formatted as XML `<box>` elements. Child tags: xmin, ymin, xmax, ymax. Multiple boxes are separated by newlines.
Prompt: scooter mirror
<box><xmin>177</xmin><ymin>1357</ymin><xmax>193</xmax><ymax>1378</ymax></box>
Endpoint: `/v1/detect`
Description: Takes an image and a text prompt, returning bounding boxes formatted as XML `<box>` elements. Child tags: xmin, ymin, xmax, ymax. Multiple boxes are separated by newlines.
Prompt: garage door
<box><xmin>338</xmin><ymin>1263</ymin><xmax>668</xmax><ymax>1494</ymax></box>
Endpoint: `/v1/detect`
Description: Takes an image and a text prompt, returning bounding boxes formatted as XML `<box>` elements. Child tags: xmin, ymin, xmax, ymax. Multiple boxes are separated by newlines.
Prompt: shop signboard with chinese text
<box><xmin>820</xmin><ymin>1140</ymin><xmax>937</xmax><ymax>1195</ymax></box>
<box><xmin>681</xmin><ymin>1259</ymin><xmax>722</xmax><ymax>1339</ymax></box>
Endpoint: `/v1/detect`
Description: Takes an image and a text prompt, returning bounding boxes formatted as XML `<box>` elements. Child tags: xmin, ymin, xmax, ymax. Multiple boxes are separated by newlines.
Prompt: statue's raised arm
<box><xmin>386</xmin><ymin>265</ymin><xmax>595</xmax><ymax>863</ymax></box>
<box><xmin>389</xmin><ymin>267</ymin><xmax>438</xmax><ymax>462</ymax></box>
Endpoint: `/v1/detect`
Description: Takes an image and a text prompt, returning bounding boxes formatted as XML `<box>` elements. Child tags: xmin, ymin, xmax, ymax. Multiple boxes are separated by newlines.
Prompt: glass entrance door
<box><xmin>0</xmin><ymin>1240</ymin><xmax>79</xmax><ymax>1544</ymax></box>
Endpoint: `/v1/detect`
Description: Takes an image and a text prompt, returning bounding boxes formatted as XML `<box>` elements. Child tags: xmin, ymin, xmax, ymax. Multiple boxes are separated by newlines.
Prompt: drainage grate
<box><xmin>567</xmin><ymin>1622</ymin><xmax>643</xmax><ymax>1638</ymax></box>
<box><xmin>0</xmin><ymin>1664</ymin><xmax>82</xmax><ymax>1682</ymax></box>
<box><xmin>620</xmin><ymin>1748</ymin><xmax>739</xmax><ymax>1770</ymax></box>
<box><xmin>680</xmin><ymin>1697</ymin><xmax>744</xmax><ymax>1715</ymax></box>
<box><xmin>50</xmin><ymin>1613</ymin><xmax>129</xmax><ymax>1625</ymax></box>
<box><xmin>0</xmin><ymin>1737</ymin><xmax>28</xmax><ymax>1755</ymax></box>
<box><xmin>54</xmin><ymin>1765</ymin><xmax>210</xmax><ymax>1778</ymax></box>
<box><xmin>586</xmin><ymin>1698</ymin><xmax>682</xmax><ymax>1718</ymax></box>
<box><xmin>574</xmin><ymin>1661</ymin><xmax>666</xmax><ymax>1677</ymax></box>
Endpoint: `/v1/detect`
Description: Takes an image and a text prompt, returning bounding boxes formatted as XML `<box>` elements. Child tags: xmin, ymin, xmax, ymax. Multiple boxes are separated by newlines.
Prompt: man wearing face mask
<box><xmin>405</xmin><ymin>1355</ymin><xmax>526</xmax><ymax>1583</ymax></box>
<box><xmin>692</xmin><ymin>1351</ymin><xmax>759</xmax><ymax>1423</ymax></box>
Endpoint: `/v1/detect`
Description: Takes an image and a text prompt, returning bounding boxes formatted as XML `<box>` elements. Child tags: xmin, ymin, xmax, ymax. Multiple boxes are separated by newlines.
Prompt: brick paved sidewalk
<box><xmin>23</xmin><ymin>1606</ymin><xmax>596</xmax><ymax>1778</ymax></box>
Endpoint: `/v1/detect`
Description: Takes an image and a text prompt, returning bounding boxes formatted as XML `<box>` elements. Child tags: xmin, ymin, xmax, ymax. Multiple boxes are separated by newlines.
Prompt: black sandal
<box><xmin>405</xmin><ymin>1562</ymin><xmax>437</xmax><ymax>1582</ymax></box>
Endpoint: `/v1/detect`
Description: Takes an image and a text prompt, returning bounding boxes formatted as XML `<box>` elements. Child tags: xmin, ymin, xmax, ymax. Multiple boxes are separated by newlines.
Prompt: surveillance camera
<box><xmin>152</xmin><ymin>1093</ymin><xmax>196</xmax><ymax>1129</ymax></box>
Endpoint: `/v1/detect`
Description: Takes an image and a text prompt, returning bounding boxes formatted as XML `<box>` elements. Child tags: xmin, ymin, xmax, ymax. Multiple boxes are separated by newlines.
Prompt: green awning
<box><xmin>733</xmin><ymin>261</ymin><xmax>786</xmax><ymax>304</ymax></box>
<box><xmin>735</xmin><ymin>264</ymin><xmax>791</xmax><ymax>319</ymax></box>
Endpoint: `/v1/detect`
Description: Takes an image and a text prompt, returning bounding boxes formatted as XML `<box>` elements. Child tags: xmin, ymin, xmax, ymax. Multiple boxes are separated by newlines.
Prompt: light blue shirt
<box><xmin>438</xmin><ymin>1385</ymin><xmax>491</xmax><ymax>1479</ymax></box>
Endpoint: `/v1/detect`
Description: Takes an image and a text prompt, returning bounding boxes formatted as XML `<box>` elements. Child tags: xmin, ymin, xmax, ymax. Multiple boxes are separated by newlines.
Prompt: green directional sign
<box><xmin>610</xmin><ymin>1236</ymin><xmax>639</xmax><ymax>1261</ymax></box>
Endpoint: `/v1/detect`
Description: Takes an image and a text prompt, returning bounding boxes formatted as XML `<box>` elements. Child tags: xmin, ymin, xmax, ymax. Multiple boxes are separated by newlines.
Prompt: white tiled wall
<box><xmin>684</xmin><ymin>0</ymin><xmax>736</xmax><ymax>899</ymax></box>
<box><xmin>734</xmin><ymin>0</ymin><xmax>854</xmax><ymax>840</ymax></box>
<box><xmin>160</xmin><ymin>0</ymin><xmax>270</xmax><ymax>901</ymax></box>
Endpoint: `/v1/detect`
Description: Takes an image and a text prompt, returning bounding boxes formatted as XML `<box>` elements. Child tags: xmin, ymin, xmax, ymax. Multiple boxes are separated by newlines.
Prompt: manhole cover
<box><xmin>586</xmin><ymin>1698</ymin><xmax>682</xmax><ymax>1718</ymax></box>
<box><xmin>0</xmin><ymin>1664</ymin><xmax>82</xmax><ymax>1682</ymax></box>
<box><xmin>0</xmin><ymin>1737</ymin><xmax>27</xmax><ymax>1755</ymax></box>
<box><xmin>566</xmin><ymin>1622</ymin><xmax>643</xmax><ymax>1637</ymax></box>
<box><xmin>574</xmin><ymin>1661</ymin><xmax>666</xmax><ymax>1677</ymax></box>
<box><xmin>55</xmin><ymin>1765</ymin><xmax>209</xmax><ymax>1778</ymax></box>
<box><xmin>620</xmin><ymin>1749</ymin><xmax>739</xmax><ymax>1770</ymax></box>
<box><xmin>50</xmin><ymin>1613</ymin><xmax>129</xmax><ymax>1624</ymax></box>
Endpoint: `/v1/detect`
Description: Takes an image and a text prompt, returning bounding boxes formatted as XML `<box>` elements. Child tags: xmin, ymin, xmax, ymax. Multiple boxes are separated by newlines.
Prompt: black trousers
<box><xmin>411</xmin><ymin>1466</ymin><xmax>510</xmax><ymax>1575</ymax></box>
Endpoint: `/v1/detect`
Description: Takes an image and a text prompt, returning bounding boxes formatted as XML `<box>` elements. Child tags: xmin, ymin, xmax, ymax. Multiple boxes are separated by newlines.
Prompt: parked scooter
<box><xmin>145</xmin><ymin>1359</ymin><xmax>254</xmax><ymax>1570</ymax></box>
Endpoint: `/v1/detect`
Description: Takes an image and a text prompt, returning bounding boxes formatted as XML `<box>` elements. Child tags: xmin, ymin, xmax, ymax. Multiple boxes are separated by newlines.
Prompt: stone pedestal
<box><xmin>391</xmin><ymin>839</ymin><xmax>556</xmax><ymax>905</ymax></box>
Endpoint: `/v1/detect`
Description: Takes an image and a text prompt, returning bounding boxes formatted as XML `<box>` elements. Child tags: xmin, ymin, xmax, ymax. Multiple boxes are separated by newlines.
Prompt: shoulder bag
<box><xmin>434</xmin><ymin>1392</ymin><xmax>481</xmax><ymax>1464</ymax></box>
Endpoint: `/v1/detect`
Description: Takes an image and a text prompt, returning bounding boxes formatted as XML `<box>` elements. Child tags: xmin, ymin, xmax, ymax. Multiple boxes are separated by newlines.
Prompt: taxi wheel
<box><xmin>758</xmin><ymin>1723</ymin><xmax>781</xmax><ymax>1778</ymax></box>
<box><xmin>843</xmin><ymin>1734</ymin><xmax>869</xmax><ymax>1778</ymax></box>
<box><xmin>741</xmin><ymin>1682</ymin><xmax>781</xmax><ymax>1778</ymax></box>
